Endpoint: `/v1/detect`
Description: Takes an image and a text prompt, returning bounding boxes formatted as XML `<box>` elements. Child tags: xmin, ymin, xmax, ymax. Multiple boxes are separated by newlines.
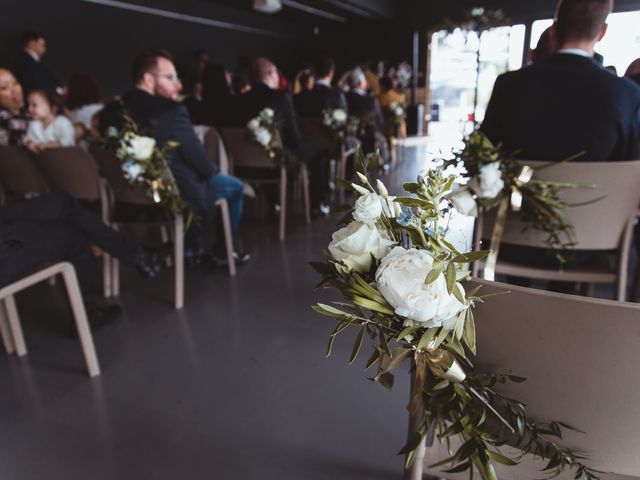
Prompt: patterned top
<box><xmin>0</xmin><ymin>109</ymin><xmax>29</xmax><ymax>147</ymax></box>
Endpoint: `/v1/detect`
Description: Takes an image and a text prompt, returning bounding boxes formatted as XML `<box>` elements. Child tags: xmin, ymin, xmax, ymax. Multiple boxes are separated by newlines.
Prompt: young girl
<box><xmin>24</xmin><ymin>89</ymin><xmax>75</xmax><ymax>152</ymax></box>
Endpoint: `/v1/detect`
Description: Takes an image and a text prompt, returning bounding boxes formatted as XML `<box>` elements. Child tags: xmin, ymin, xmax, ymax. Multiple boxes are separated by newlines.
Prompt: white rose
<box><xmin>254</xmin><ymin>127</ymin><xmax>272</xmax><ymax>146</ymax></box>
<box><xmin>122</xmin><ymin>161</ymin><xmax>143</xmax><ymax>181</ymax></box>
<box><xmin>262</xmin><ymin>108</ymin><xmax>274</xmax><ymax>119</ymax></box>
<box><xmin>126</xmin><ymin>135</ymin><xmax>156</xmax><ymax>160</ymax></box>
<box><xmin>375</xmin><ymin>247</ymin><xmax>466</xmax><ymax>329</ymax></box>
<box><xmin>332</xmin><ymin>109</ymin><xmax>347</xmax><ymax>123</ymax></box>
<box><xmin>328</xmin><ymin>221</ymin><xmax>395</xmax><ymax>273</ymax></box>
<box><xmin>353</xmin><ymin>192</ymin><xmax>383</xmax><ymax>224</ymax></box>
<box><xmin>247</xmin><ymin>118</ymin><xmax>260</xmax><ymax>131</ymax></box>
<box><xmin>469</xmin><ymin>161</ymin><xmax>504</xmax><ymax>199</ymax></box>
<box><xmin>450</xmin><ymin>189</ymin><xmax>478</xmax><ymax>217</ymax></box>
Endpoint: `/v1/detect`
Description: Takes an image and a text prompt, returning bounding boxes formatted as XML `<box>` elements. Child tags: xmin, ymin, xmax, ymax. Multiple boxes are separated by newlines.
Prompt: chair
<box><xmin>202</xmin><ymin>125</ymin><xmax>230</xmax><ymax>174</ymax></box>
<box><xmin>0</xmin><ymin>145</ymin><xmax>49</xmax><ymax>201</ymax></box>
<box><xmin>472</xmin><ymin>160</ymin><xmax>640</xmax><ymax>301</ymax></box>
<box><xmin>414</xmin><ymin>279</ymin><xmax>640</xmax><ymax>479</ymax></box>
<box><xmin>0</xmin><ymin>262</ymin><xmax>100</xmax><ymax>377</ymax></box>
<box><xmin>32</xmin><ymin>147</ymin><xmax>114</xmax><ymax>299</ymax></box>
<box><xmin>221</xmin><ymin>127</ymin><xmax>310</xmax><ymax>241</ymax></box>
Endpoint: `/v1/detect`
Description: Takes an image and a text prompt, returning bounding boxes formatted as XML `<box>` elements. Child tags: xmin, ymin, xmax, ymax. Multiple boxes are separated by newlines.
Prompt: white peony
<box><xmin>122</xmin><ymin>161</ymin><xmax>143</xmax><ymax>181</ymax></box>
<box><xmin>469</xmin><ymin>161</ymin><xmax>504</xmax><ymax>199</ymax></box>
<box><xmin>126</xmin><ymin>135</ymin><xmax>156</xmax><ymax>160</ymax></box>
<box><xmin>247</xmin><ymin>118</ymin><xmax>260</xmax><ymax>131</ymax></box>
<box><xmin>254</xmin><ymin>127</ymin><xmax>272</xmax><ymax>146</ymax></box>
<box><xmin>353</xmin><ymin>192</ymin><xmax>383</xmax><ymax>224</ymax></box>
<box><xmin>450</xmin><ymin>189</ymin><xmax>478</xmax><ymax>217</ymax></box>
<box><xmin>375</xmin><ymin>247</ymin><xmax>466</xmax><ymax>329</ymax></box>
<box><xmin>261</xmin><ymin>108</ymin><xmax>275</xmax><ymax>120</ymax></box>
<box><xmin>332</xmin><ymin>109</ymin><xmax>347</xmax><ymax>123</ymax></box>
<box><xmin>328</xmin><ymin>221</ymin><xmax>395</xmax><ymax>273</ymax></box>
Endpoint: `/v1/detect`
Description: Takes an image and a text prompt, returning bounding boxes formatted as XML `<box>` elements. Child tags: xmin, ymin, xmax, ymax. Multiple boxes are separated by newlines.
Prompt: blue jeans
<box><xmin>210</xmin><ymin>173</ymin><xmax>244</xmax><ymax>244</ymax></box>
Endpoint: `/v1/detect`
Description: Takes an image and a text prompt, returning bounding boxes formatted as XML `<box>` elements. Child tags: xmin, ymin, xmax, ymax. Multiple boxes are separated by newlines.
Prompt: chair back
<box><xmin>298</xmin><ymin>117</ymin><xmax>333</xmax><ymax>146</ymax></box>
<box><xmin>202</xmin><ymin>126</ymin><xmax>222</xmax><ymax>169</ymax></box>
<box><xmin>34</xmin><ymin>147</ymin><xmax>102</xmax><ymax>201</ymax></box>
<box><xmin>89</xmin><ymin>146</ymin><xmax>151</xmax><ymax>205</ymax></box>
<box><xmin>0</xmin><ymin>146</ymin><xmax>49</xmax><ymax>198</ymax></box>
<box><xmin>478</xmin><ymin>160</ymin><xmax>640</xmax><ymax>250</ymax></box>
<box><xmin>220</xmin><ymin>127</ymin><xmax>278</xmax><ymax>171</ymax></box>
<box><xmin>423</xmin><ymin>280</ymin><xmax>640</xmax><ymax>478</ymax></box>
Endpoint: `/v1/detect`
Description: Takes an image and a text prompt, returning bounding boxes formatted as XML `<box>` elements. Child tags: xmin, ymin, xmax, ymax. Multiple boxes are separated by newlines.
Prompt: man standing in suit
<box><xmin>481</xmin><ymin>0</ymin><xmax>640</xmax><ymax>162</ymax></box>
<box><xmin>294</xmin><ymin>56</ymin><xmax>347</xmax><ymax>118</ymax></box>
<box><xmin>236</xmin><ymin>57</ymin><xmax>329</xmax><ymax>214</ymax></box>
<box><xmin>14</xmin><ymin>32</ymin><xmax>60</xmax><ymax>97</ymax></box>
<box><xmin>100</xmin><ymin>50</ymin><xmax>248</xmax><ymax>264</ymax></box>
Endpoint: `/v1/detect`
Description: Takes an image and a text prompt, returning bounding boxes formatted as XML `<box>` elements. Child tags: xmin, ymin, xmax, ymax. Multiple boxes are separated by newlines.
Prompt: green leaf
<box><xmin>312</xmin><ymin>304</ymin><xmax>352</xmax><ymax>319</ymax></box>
<box><xmin>403</xmin><ymin>182</ymin><xmax>421</xmax><ymax>194</ymax></box>
<box><xmin>379</xmin><ymin>329</ymin><xmax>392</xmax><ymax>357</ymax></box>
<box><xmin>443</xmin><ymin>461</ymin><xmax>471</xmax><ymax>473</ymax></box>
<box><xmin>432</xmin><ymin>326</ymin><xmax>451</xmax><ymax>350</ymax></box>
<box><xmin>309</xmin><ymin>261</ymin><xmax>333</xmax><ymax>275</ymax></box>
<box><xmin>462</xmin><ymin>309</ymin><xmax>476</xmax><ymax>355</ymax></box>
<box><xmin>326</xmin><ymin>332</ymin><xmax>337</xmax><ymax>358</ymax></box>
<box><xmin>364</xmin><ymin>348</ymin><xmax>380</xmax><ymax>371</ymax></box>
<box><xmin>394</xmin><ymin>197</ymin><xmax>426</xmax><ymax>208</ymax></box>
<box><xmin>452</xmin><ymin>250</ymin><xmax>491</xmax><ymax>263</ymax></box>
<box><xmin>425</xmin><ymin>268</ymin><xmax>442</xmax><ymax>285</ymax></box>
<box><xmin>453</xmin><ymin>283</ymin><xmax>466</xmax><ymax>304</ymax></box>
<box><xmin>367</xmin><ymin>150</ymin><xmax>380</xmax><ymax>173</ymax></box>
<box><xmin>349</xmin><ymin>326</ymin><xmax>366</xmax><ymax>364</ymax></box>
<box><xmin>418</xmin><ymin>327</ymin><xmax>439</xmax><ymax>350</ymax></box>
<box><xmin>355</xmin><ymin>146</ymin><xmax>366</xmax><ymax>174</ymax></box>
<box><xmin>352</xmin><ymin>296</ymin><xmax>395</xmax><ymax>315</ymax></box>
<box><xmin>488</xmin><ymin>451</ymin><xmax>518</xmax><ymax>466</ymax></box>
<box><xmin>445</xmin><ymin>262</ymin><xmax>457</xmax><ymax>295</ymax></box>
<box><xmin>508</xmin><ymin>375</ymin><xmax>527</xmax><ymax>383</ymax></box>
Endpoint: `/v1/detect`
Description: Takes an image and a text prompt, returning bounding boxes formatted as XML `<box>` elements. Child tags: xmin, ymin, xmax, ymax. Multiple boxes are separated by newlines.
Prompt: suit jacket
<box><xmin>14</xmin><ymin>51</ymin><xmax>59</xmax><ymax>95</ymax></box>
<box><xmin>99</xmin><ymin>90</ymin><xmax>216</xmax><ymax>218</ymax></box>
<box><xmin>294</xmin><ymin>84</ymin><xmax>347</xmax><ymax>118</ymax></box>
<box><xmin>481</xmin><ymin>53</ymin><xmax>640</xmax><ymax>161</ymax></box>
<box><xmin>345</xmin><ymin>90</ymin><xmax>383</xmax><ymax>127</ymax></box>
<box><xmin>236</xmin><ymin>83</ymin><xmax>303</xmax><ymax>150</ymax></box>
<box><xmin>628</xmin><ymin>73</ymin><xmax>640</xmax><ymax>87</ymax></box>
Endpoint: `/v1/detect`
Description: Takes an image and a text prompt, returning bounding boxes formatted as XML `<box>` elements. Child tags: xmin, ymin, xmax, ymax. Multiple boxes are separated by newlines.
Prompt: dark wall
<box><xmin>0</xmin><ymin>0</ymin><xmax>313</xmax><ymax>96</ymax></box>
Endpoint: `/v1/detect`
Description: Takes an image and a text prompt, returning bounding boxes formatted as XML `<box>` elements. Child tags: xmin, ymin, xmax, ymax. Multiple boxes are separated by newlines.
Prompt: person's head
<box><xmin>253</xmin><ymin>57</ymin><xmax>279</xmax><ymax>89</ymax></box>
<box><xmin>379</xmin><ymin>76</ymin><xmax>397</xmax><ymax>92</ymax></box>
<box><xmin>22</xmin><ymin>32</ymin><xmax>46</xmax><ymax>57</ymax></box>
<box><xmin>131</xmin><ymin>50</ymin><xmax>182</xmax><ymax>100</ymax></box>
<box><xmin>299</xmin><ymin>69</ymin><xmax>315</xmax><ymax>91</ymax></box>
<box><xmin>233</xmin><ymin>72</ymin><xmax>251</xmax><ymax>95</ymax></box>
<box><xmin>315</xmin><ymin>56</ymin><xmax>335</xmax><ymax>81</ymax></box>
<box><xmin>66</xmin><ymin>73</ymin><xmax>102</xmax><ymax>110</ymax></box>
<box><xmin>349</xmin><ymin>67</ymin><xmax>367</xmax><ymax>91</ymax></box>
<box><xmin>0</xmin><ymin>68</ymin><xmax>24</xmax><ymax>113</ymax></box>
<box><xmin>625</xmin><ymin>58</ymin><xmax>640</xmax><ymax>76</ymax></box>
<box><xmin>531</xmin><ymin>26</ymin><xmax>557</xmax><ymax>63</ymax></box>
<box><xmin>27</xmin><ymin>89</ymin><xmax>62</xmax><ymax>121</ymax></box>
<box><xmin>553</xmin><ymin>0</ymin><xmax>612</xmax><ymax>51</ymax></box>
<box><xmin>195</xmin><ymin>49</ymin><xmax>210</xmax><ymax>65</ymax></box>
<box><xmin>201</xmin><ymin>63</ymin><xmax>232</xmax><ymax>103</ymax></box>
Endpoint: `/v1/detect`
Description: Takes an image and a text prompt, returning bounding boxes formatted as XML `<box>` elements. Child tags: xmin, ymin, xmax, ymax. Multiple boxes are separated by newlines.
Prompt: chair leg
<box><xmin>279</xmin><ymin>167</ymin><xmax>287</xmax><ymax>241</ymax></box>
<box><xmin>4</xmin><ymin>295</ymin><xmax>27</xmax><ymax>357</ymax></box>
<box><xmin>174</xmin><ymin>216</ymin><xmax>184</xmax><ymax>309</ymax></box>
<box><xmin>61</xmin><ymin>265</ymin><xmax>100</xmax><ymax>377</ymax></box>
<box><xmin>111</xmin><ymin>257</ymin><xmax>120</xmax><ymax>297</ymax></box>
<box><xmin>218</xmin><ymin>200</ymin><xmax>236</xmax><ymax>277</ymax></box>
<box><xmin>103</xmin><ymin>253</ymin><xmax>112</xmax><ymax>298</ymax></box>
<box><xmin>161</xmin><ymin>226</ymin><xmax>173</xmax><ymax>267</ymax></box>
<box><xmin>301</xmin><ymin>165</ymin><xmax>311</xmax><ymax>225</ymax></box>
<box><xmin>0</xmin><ymin>300</ymin><xmax>16</xmax><ymax>354</ymax></box>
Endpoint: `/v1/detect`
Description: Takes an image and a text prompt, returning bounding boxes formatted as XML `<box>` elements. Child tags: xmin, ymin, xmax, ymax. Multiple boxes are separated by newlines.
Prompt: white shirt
<box><xmin>315</xmin><ymin>78</ymin><xmax>331</xmax><ymax>87</ymax></box>
<box><xmin>25</xmin><ymin>49</ymin><xmax>40</xmax><ymax>62</ymax></box>
<box><xmin>68</xmin><ymin>103</ymin><xmax>104</xmax><ymax>130</ymax></box>
<box><xmin>557</xmin><ymin>48</ymin><xmax>590</xmax><ymax>58</ymax></box>
<box><xmin>24</xmin><ymin>116</ymin><xmax>75</xmax><ymax>146</ymax></box>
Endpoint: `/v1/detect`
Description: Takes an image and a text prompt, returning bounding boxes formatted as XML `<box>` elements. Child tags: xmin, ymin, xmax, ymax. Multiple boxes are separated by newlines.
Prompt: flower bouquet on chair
<box><xmin>311</xmin><ymin>147</ymin><xmax>601</xmax><ymax>480</ymax></box>
<box><xmin>246</xmin><ymin>108</ymin><xmax>299</xmax><ymax>170</ymax></box>
<box><xmin>322</xmin><ymin>108</ymin><xmax>360</xmax><ymax>149</ymax></box>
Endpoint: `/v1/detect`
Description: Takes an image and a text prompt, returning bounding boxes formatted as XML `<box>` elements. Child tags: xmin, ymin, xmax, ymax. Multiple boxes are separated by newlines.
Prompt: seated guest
<box><xmin>236</xmin><ymin>57</ymin><xmax>329</xmax><ymax>214</ymax></box>
<box><xmin>345</xmin><ymin>67</ymin><xmax>383</xmax><ymax>127</ymax></box>
<box><xmin>0</xmin><ymin>68</ymin><xmax>29</xmax><ymax>146</ymax></box>
<box><xmin>0</xmin><ymin>192</ymin><xmax>162</xmax><ymax>326</ymax></box>
<box><xmin>293</xmin><ymin>66</ymin><xmax>314</xmax><ymax>95</ymax></box>
<box><xmin>625</xmin><ymin>58</ymin><xmax>640</xmax><ymax>85</ymax></box>
<box><xmin>66</xmin><ymin>73</ymin><xmax>104</xmax><ymax>137</ymax></box>
<box><xmin>232</xmin><ymin>72</ymin><xmax>252</xmax><ymax>96</ymax></box>
<box><xmin>378</xmin><ymin>76</ymin><xmax>406</xmax><ymax>108</ymax></box>
<box><xmin>14</xmin><ymin>31</ymin><xmax>60</xmax><ymax>97</ymax></box>
<box><xmin>24</xmin><ymin>89</ymin><xmax>75</xmax><ymax>152</ymax></box>
<box><xmin>481</xmin><ymin>0</ymin><xmax>640</xmax><ymax>162</ymax></box>
<box><xmin>530</xmin><ymin>26</ymin><xmax>557</xmax><ymax>63</ymax></box>
<box><xmin>294</xmin><ymin>56</ymin><xmax>347</xmax><ymax>118</ymax></box>
<box><xmin>182</xmin><ymin>76</ymin><xmax>203</xmax><ymax>124</ymax></box>
<box><xmin>99</xmin><ymin>50</ymin><xmax>249</xmax><ymax>265</ymax></box>
<box><xmin>199</xmin><ymin>63</ymin><xmax>235</xmax><ymax>128</ymax></box>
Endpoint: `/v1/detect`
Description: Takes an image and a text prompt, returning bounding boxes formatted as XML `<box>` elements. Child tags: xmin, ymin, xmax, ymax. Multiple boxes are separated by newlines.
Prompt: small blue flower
<box><xmin>397</xmin><ymin>208</ymin><xmax>413</xmax><ymax>226</ymax></box>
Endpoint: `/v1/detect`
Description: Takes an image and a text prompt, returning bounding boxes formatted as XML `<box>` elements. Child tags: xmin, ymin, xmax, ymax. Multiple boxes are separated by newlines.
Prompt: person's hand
<box><xmin>25</xmin><ymin>141</ymin><xmax>41</xmax><ymax>153</ymax></box>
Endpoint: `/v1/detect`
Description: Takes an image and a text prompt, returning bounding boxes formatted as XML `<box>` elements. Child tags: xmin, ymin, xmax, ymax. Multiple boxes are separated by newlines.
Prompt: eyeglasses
<box><xmin>156</xmin><ymin>73</ymin><xmax>180</xmax><ymax>83</ymax></box>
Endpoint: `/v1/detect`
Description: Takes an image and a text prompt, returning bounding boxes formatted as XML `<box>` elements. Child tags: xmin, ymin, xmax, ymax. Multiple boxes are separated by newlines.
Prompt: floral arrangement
<box><xmin>322</xmin><ymin>108</ymin><xmax>360</xmax><ymax>146</ymax></box>
<box><xmin>312</xmin><ymin>147</ymin><xmax>600</xmax><ymax>480</ymax></box>
<box><xmin>447</xmin><ymin>132</ymin><xmax>587</xmax><ymax>269</ymax></box>
<box><xmin>246</xmin><ymin>108</ymin><xmax>298</xmax><ymax>169</ymax></box>
<box><xmin>100</xmin><ymin>111</ymin><xmax>190</xmax><ymax>222</ymax></box>
<box><xmin>384</xmin><ymin>101</ymin><xmax>407</xmax><ymax>128</ymax></box>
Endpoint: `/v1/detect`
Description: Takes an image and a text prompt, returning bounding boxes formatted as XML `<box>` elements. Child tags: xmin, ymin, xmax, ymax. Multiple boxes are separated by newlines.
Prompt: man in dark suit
<box><xmin>100</xmin><ymin>50</ymin><xmax>248</xmax><ymax>264</ymax></box>
<box><xmin>235</xmin><ymin>57</ymin><xmax>329</xmax><ymax>213</ymax></box>
<box><xmin>14</xmin><ymin>32</ymin><xmax>60</xmax><ymax>97</ymax></box>
<box><xmin>345</xmin><ymin>68</ymin><xmax>383</xmax><ymax>127</ymax></box>
<box><xmin>294</xmin><ymin>56</ymin><xmax>347</xmax><ymax>118</ymax></box>
<box><xmin>481</xmin><ymin>0</ymin><xmax>640</xmax><ymax>162</ymax></box>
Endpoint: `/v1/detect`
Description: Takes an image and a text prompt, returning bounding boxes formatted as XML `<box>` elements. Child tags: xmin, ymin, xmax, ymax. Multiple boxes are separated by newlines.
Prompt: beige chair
<box><xmin>412</xmin><ymin>279</ymin><xmax>640</xmax><ymax>480</ymax></box>
<box><xmin>221</xmin><ymin>127</ymin><xmax>310</xmax><ymax>241</ymax></box>
<box><xmin>0</xmin><ymin>262</ymin><xmax>100</xmax><ymax>377</ymax></box>
<box><xmin>0</xmin><ymin>145</ymin><xmax>49</xmax><ymax>200</ymax></box>
<box><xmin>33</xmin><ymin>147</ymin><xmax>114</xmax><ymax>298</ymax></box>
<box><xmin>472</xmin><ymin>160</ymin><xmax>640</xmax><ymax>301</ymax></box>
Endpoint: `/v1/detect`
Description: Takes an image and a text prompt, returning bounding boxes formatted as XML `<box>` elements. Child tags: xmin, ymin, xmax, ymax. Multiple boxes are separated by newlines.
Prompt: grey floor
<box><xmin>0</xmin><ymin>143</ymin><xmax>626</xmax><ymax>479</ymax></box>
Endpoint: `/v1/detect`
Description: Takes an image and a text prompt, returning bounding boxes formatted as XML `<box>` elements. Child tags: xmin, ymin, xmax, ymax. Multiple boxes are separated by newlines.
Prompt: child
<box><xmin>24</xmin><ymin>89</ymin><xmax>75</xmax><ymax>152</ymax></box>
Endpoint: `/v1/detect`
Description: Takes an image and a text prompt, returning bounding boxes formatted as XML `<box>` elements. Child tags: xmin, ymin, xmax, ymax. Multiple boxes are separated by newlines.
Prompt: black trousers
<box><xmin>0</xmin><ymin>192</ymin><xmax>140</xmax><ymax>298</ymax></box>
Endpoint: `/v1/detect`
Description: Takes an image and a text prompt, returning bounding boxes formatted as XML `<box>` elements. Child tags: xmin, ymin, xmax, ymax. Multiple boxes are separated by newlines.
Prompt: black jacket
<box><xmin>345</xmin><ymin>90</ymin><xmax>383</xmax><ymax>127</ymax></box>
<box><xmin>14</xmin><ymin>51</ymin><xmax>59</xmax><ymax>95</ymax></box>
<box><xmin>294</xmin><ymin>84</ymin><xmax>347</xmax><ymax>118</ymax></box>
<box><xmin>481</xmin><ymin>53</ymin><xmax>640</xmax><ymax>161</ymax></box>
<box><xmin>100</xmin><ymin>90</ymin><xmax>216</xmax><ymax>218</ymax></box>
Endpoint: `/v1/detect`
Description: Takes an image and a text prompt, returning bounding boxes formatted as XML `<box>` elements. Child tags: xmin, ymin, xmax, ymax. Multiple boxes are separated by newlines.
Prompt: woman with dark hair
<box><xmin>66</xmin><ymin>73</ymin><xmax>103</xmax><ymax>132</ymax></box>
<box><xmin>199</xmin><ymin>63</ymin><xmax>235</xmax><ymax>127</ymax></box>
